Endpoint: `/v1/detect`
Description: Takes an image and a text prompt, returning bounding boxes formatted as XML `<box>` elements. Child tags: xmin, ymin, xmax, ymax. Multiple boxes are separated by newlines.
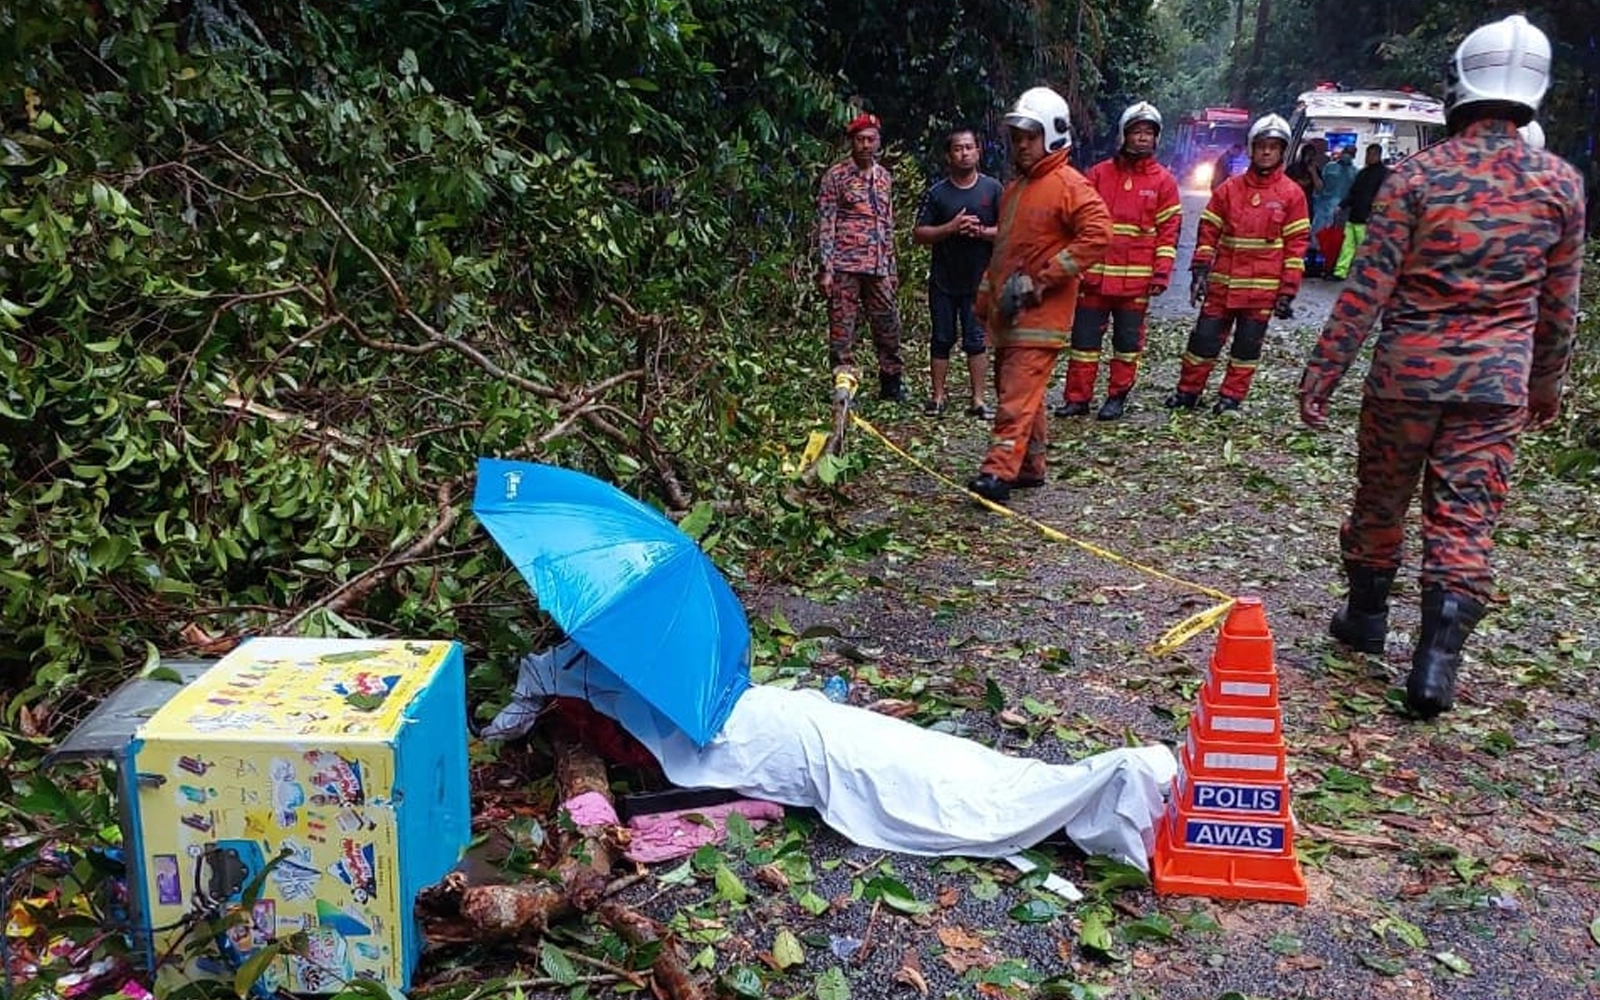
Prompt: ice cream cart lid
<box><xmin>43</xmin><ymin>660</ymin><xmax>215</xmax><ymax>766</ymax></box>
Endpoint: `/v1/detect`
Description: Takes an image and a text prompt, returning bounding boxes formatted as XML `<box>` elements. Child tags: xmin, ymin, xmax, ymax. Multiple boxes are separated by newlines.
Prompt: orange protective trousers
<box><xmin>979</xmin><ymin>344</ymin><xmax>1059</xmax><ymax>482</ymax></box>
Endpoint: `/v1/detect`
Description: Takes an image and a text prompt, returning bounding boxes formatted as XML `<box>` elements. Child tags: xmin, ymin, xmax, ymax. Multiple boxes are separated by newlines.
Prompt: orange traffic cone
<box><xmin>1153</xmin><ymin>596</ymin><xmax>1308</xmax><ymax>905</ymax></box>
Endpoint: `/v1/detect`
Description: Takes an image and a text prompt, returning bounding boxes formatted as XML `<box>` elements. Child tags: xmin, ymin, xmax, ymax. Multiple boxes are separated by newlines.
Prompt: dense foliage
<box><xmin>0</xmin><ymin>0</ymin><xmax>858</xmax><ymax>721</ymax></box>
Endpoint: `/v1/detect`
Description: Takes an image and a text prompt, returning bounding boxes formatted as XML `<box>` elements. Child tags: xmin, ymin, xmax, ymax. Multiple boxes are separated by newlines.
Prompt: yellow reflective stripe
<box><xmin>1054</xmin><ymin>251</ymin><xmax>1079</xmax><ymax>276</ymax></box>
<box><xmin>1094</xmin><ymin>264</ymin><xmax>1155</xmax><ymax>276</ymax></box>
<box><xmin>1218</xmin><ymin>236</ymin><xmax>1283</xmax><ymax>250</ymax></box>
<box><xmin>1155</xmin><ymin>205</ymin><xmax>1182</xmax><ymax>223</ymax></box>
<box><xmin>1200</xmin><ymin>210</ymin><xmax>1223</xmax><ymax>227</ymax></box>
<box><xmin>1155</xmin><ymin>247</ymin><xmax>1177</xmax><ymax>258</ymax></box>
<box><xmin>1209</xmin><ymin>274</ymin><xmax>1281</xmax><ymax>289</ymax></box>
<box><xmin>1230</xmin><ymin>359</ymin><xmax>1260</xmax><ymax>371</ymax></box>
<box><xmin>1110</xmin><ymin>223</ymin><xmax>1148</xmax><ymax>237</ymax></box>
<box><xmin>1282</xmin><ymin>219</ymin><xmax>1311</xmax><ymax>236</ymax></box>
<box><xmin>1112</xmin><ymin>350</ymin><xmax>1141</xmax><ymax>362</ymax></box>
<box><xmin>1001</xmin><ymin>327</ymin><xmax>1069</xmax><ymax>347</ymax></box>
<box><xmin>1067</xmin><ymin>349</ymin><xmax>1100</xmax><ymax>362</ymax></box>
<box><xmin>1284</xmin><ymin>259</ymin><xmax>1305</xmax><ymax>271</ymax></box>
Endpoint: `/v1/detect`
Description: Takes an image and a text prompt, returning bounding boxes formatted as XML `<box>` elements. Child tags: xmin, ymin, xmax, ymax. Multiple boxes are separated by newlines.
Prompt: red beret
<box><xmin>845</xmin><ymin>113</ymin><xmax>881</xmax><ymax>136</ymax></box>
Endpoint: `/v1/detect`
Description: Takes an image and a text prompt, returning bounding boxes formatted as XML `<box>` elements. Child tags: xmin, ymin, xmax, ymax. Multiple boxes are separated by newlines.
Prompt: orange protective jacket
<box><xmin>1192</xmin><ymin>166</ymin><xmax>1310</xmax><ymax>310</ymax></box>
<box><xmin>1082</xmin><ymin>154</ymin><xmax>1182</xmax><ymax>298</ymax></box>
<box><xmin>977</xmin><ymin>149</ymin><xmax>1112</xmax><ymax>348</ymax></box>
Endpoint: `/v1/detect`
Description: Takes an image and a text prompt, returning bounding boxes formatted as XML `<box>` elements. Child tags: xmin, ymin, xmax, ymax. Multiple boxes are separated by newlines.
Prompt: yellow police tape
<box><xmin>847</xmin><ymin>412</ymin><xmax>1236</xmax><ymax>656</ymax></box>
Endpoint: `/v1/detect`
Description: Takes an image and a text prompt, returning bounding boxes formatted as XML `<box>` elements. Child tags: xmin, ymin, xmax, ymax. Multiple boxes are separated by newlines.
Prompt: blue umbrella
<box><xmin>471</xmin><ymin>458</ymin><xmax>751</xmax><ymax>746</ymax></box>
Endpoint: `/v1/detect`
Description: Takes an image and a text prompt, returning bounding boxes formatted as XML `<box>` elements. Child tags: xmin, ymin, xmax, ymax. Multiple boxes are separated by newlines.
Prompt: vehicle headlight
<box><xmin>1192</xmin><ymin>161</ymin><xmax>1214</xmax><ymax>186</ymax></box>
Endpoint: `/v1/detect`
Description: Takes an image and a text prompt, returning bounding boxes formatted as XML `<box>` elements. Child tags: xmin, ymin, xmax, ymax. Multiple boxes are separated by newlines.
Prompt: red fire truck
<box><xmin>1172</xmin><ymin>106</ymin><xmax>1252</xmax><ymax>189</ymax></box>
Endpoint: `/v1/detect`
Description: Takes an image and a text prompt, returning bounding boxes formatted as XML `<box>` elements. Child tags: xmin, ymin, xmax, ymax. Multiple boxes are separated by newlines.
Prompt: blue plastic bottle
<box><xmin>822</xmin><ymin>674</ymin><xmax>850</xmax><ymax>703</ymax></box>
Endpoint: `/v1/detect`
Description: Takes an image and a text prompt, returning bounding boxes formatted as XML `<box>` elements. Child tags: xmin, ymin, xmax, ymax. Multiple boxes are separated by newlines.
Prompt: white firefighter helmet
<box><xmin>1247</xmin><ymin>113</ymin><xmax>1291</xmax><ymax>147</ymax></box>
<box><xmin>1519</xmin><ymin>120</ymin><xmax>1545</xmax><ymax>149</ymax></box>
<box><xmin>1119</xmin><ymin>101</ymin><xmax>1163</xmax><ymax>136</ymax></box>
<box><xmin>1003</xmin><ymin>86</ymin><xmax>1073</xmax><ymax>153</ymax></box>
<box><xmin>1444</xmin><ymin>14</ymin><xmax>1550</xmax><ymax>125</ymax></box>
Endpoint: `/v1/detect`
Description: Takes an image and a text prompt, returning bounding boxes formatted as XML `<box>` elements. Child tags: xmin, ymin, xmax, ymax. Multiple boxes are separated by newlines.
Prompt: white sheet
<box><xmin>486</xmin><ymin>643</ymin><xmax>1177</xmax><ymax>871</ymax></box>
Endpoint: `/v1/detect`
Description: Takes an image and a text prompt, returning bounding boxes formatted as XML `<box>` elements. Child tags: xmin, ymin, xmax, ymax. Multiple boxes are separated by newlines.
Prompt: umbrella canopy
<box><xmin>472</xmin><ymin>458</ymin><xmax>751</xmax><ymax>746</ymax></box>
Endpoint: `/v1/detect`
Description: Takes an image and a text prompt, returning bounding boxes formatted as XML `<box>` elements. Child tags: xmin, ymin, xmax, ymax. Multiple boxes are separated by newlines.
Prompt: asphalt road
<box><xmin>1147</xmin><ymin>187</ymin><xmax>1344</xmax><ymax>331</ymax></box>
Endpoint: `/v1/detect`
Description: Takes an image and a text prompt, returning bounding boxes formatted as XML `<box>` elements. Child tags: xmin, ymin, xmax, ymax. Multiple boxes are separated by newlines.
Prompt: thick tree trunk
<box><xmin>1226</xmin><ymin>0</ymin><xmax>1249</xmax><ymax>106</ymax></box>
<box><xmin>454</xmin><ymin>737</ymin><xmax>616</xmax><ymax>937</ymax></box>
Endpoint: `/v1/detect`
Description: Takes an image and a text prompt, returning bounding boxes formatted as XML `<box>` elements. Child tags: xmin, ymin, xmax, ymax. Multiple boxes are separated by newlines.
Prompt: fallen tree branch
<box><xmin>276</xmin><ymin>480</ymin><xmax>459</xmax><ymax>632</ymax></box>
<box><xmin>596</xmin><ymin>900</ymin><xmax>706</xmax><ymax>1000</ymax></box>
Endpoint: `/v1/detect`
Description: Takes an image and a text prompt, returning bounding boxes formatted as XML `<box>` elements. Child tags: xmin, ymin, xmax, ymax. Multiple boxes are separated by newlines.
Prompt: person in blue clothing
<box><xmin>913</xmin><ymin>128</ymin><xmax>1004</xmax><ymax>416</ymax></box>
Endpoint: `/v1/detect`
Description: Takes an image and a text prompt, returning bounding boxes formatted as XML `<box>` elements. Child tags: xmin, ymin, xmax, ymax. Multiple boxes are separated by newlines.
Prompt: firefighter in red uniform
<box><xmin>1167</xmin><ymin>114</ymin><xmax>1310</xmax><ymax>414</ymax></box>
<box><xmin>1299</xmin><ymin>15</ymin><xmax>1584</xmax><ymax>718</ymax></box>
<box><xmin>1055</xmin><ymin>101</ymin><xmax>1182</xmax><ymax>421</ymax></box>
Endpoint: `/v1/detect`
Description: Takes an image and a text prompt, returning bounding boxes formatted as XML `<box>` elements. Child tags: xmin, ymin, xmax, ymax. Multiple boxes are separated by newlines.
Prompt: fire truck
<box><xmin>1287</xmin><ymin>84</ymin><xmax>1445</xmax><ymax>163</ymax></box>
<box><xmin>1172</xmin><ymin>106</ymin><xmax>1252</xmax><ymax>189</ymax></box>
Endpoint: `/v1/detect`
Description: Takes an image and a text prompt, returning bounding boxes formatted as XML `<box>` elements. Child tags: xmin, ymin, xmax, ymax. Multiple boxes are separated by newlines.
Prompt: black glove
<box><xmin>1188</xmin><ymin>269</ymin><xmax>1209</xmax><ymax>308</ymax></box>
<box><xmin>1273</xmin><ymin>294</ymin><xmax>1295</xmax><ymax>320</ymax></box>
<box><xmin>999</xmin><ymin>272</ymin><xmax>1038</xmax><ymax>325</ymax></box>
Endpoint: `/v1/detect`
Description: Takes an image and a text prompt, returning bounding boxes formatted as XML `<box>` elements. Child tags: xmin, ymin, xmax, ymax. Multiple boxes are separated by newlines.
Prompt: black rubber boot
<box><xmin>1096</xmin><ymin>395</ymin><xmax>1127</xmax><ymax>421</ymax></box>
<box><xmin>1329</xmin><ymin>562</ymin><xmax>1396</xmax><ymax>654</ymax></box>
<box><xmin>965</xmin><ymin>473</ymin><xmax>1011</xmax><ymax>504</ymax></box>
<box><xmin>1405</xmin><ymin>588</ymin><xmax>1486</xmax><ymax>719</ymax></box>
<box><xmin>1212</xmin><ymin>395</ymin><xmax>1242</xmax><ymax>415</ymax></box>
<box><xmin>878</xmin><ymin>373</ymin><xmax>907</xmax><ymax>402</ymax></box>
<box><xmin>1053</xmin><ymin>401</ymin><xmax>1090</xmax><ymax>418</ymax></box>
<box><xmin>1164</xmin><ymin>390</ymin><xmax>1200</xmax><ymax>410</ymax></box>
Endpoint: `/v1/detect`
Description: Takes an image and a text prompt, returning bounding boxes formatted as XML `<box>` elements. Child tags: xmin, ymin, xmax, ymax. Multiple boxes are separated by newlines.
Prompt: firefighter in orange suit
<box><xmin>1166</xmin><ymin>113</ymin><xmax>1310</xmax><ymax>414</ymax></box>
<box><xmin>967</xmin><ymin>87</ymin><xmax>1112</xmax><ymax>504</ymax></box>
<box><xmin>1055</xmin><ymin>101</ymin><xmax>1182</xmax><ymax>421</ymax></box>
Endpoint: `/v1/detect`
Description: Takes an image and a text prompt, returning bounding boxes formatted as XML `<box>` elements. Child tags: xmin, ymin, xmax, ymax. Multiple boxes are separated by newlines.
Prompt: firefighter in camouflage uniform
<box><xmin>1298</xmin><ymin>14</ymin><xmax>1586</xmax><ymax>718</ymax></box>
<box><xmin>1167</xmin><ymin>113</ymin><xmax>1310</xmax><ymax>414</ymax></box>
<box><xmin>1055</xmin><ymin>101</ymin><xmax>1182</xmax><ymax>421</ymax></box>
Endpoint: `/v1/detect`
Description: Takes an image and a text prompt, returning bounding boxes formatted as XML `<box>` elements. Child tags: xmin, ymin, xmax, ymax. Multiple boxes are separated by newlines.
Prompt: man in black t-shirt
<box><xmin>913</xmin><ymin>129</ymin><xmax>1004</xmax><ymax>416</ymax></box>
<box><xmin>1330</xmin><ymin>143</ymin><xmax>1389</xmax><ymax>279</ymax></box>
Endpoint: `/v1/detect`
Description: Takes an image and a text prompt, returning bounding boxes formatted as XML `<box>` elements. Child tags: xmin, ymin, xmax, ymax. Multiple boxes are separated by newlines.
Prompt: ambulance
<box><xmin>1287</xmin><ymin>84</ymin><xmax>1445</xmax><ymax>163</ymax></box>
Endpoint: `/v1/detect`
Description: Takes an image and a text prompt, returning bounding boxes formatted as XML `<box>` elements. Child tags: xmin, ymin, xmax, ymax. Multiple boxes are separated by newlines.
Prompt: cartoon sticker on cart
<box><xmin>328</xmin><ymin>839</ymin><xmax>377</xmax><ymax>904</ymax></box>
<box><xmin>295</xmin><ymin>928</ymin><xmax>351</xmax><ymax>992</ymax></box>
<box><xmin>268</xmin><ymin>757</ymin><xmax>306</xmax><ymax>827</ymax></box>
<box><xmin>304</xmin><ymin>751</ymin><xmax>366</xmax><ymax>806</ymax></box>
<box><xmin>268</xmin><ymin>839</ymin><xmax>323</xmax><ymax>901</ymax></box>
<box><xmin>332</xmin><ymin>671</ymin><xmax>400</xmax><ymax>711</ymax></box>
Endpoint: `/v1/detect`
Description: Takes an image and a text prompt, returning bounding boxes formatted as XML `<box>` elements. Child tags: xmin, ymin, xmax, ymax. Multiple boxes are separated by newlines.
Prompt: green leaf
<box><xmin>984</xmin><ymin>676</ymin><xmax>1005</xmax><ymax>711</ymax></box>
<box><xmin>1118</xmin><ymin>914</ymin><xmax>1175</xmax><ymax>943</ymax></box>
<box><xmin>724</xmin><ymin>810</ymin><xmax>755</xmax><ymax>852</ymax></box>
<box><xmin>1077</xmin><ymin>905</ymin><xmax>1117</xmax><ymax>959</ymax></box>
<box><xmin>1008</xmin><ymin>898</ymin><xmax>1063</xmax><ymax>924</ymax></box>
<box><xmin>796</xmin><ymin>889</ymin><xmax>829</xmax><ymax>916</ymax></box>
<box><xmin>815</xmin><ymin>966</ymin><xmax>851</xmax><ymax>1000</ymax></box>
<box><xmin>540</xmin><ymin>942</ymin><xmax>579</xmax><ymax>985</ymax></box>
<box><xmin>1433</xmin><ymin>951</ymin><xmax>1473</xmax><ymax>975</ymax></box>
<box><xmin>772</xmin><ymin>928</ymin><xmax>805</xmax><ymax>969</ymax></box>
<box><xmin>1590</xmin><ymin>916</ymin><xmax>1600</xmax><ymax>946</ymax></box>
<box><xmin>678</xmin><ymin>501</ymin><xmax>715</xmax><ymax>542</ymax></box>
<box><xmin>233</xmin><ymin>941</ymin><xmax>284</xmax><ymax>996</ymax></box>
<box><xmin>720</xmin><ymin>965</ymin><xmax>764</xmax><ymax>998</ymax></box>
<box><xmin>864</xmin><ymin>875</ymin><xmax>932</xmax><ymax>914</ymax></box>
<box><xmin>713</xmin><ymin>864</ymin><xmax>748</xmax><ymax>904</ymax></box>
